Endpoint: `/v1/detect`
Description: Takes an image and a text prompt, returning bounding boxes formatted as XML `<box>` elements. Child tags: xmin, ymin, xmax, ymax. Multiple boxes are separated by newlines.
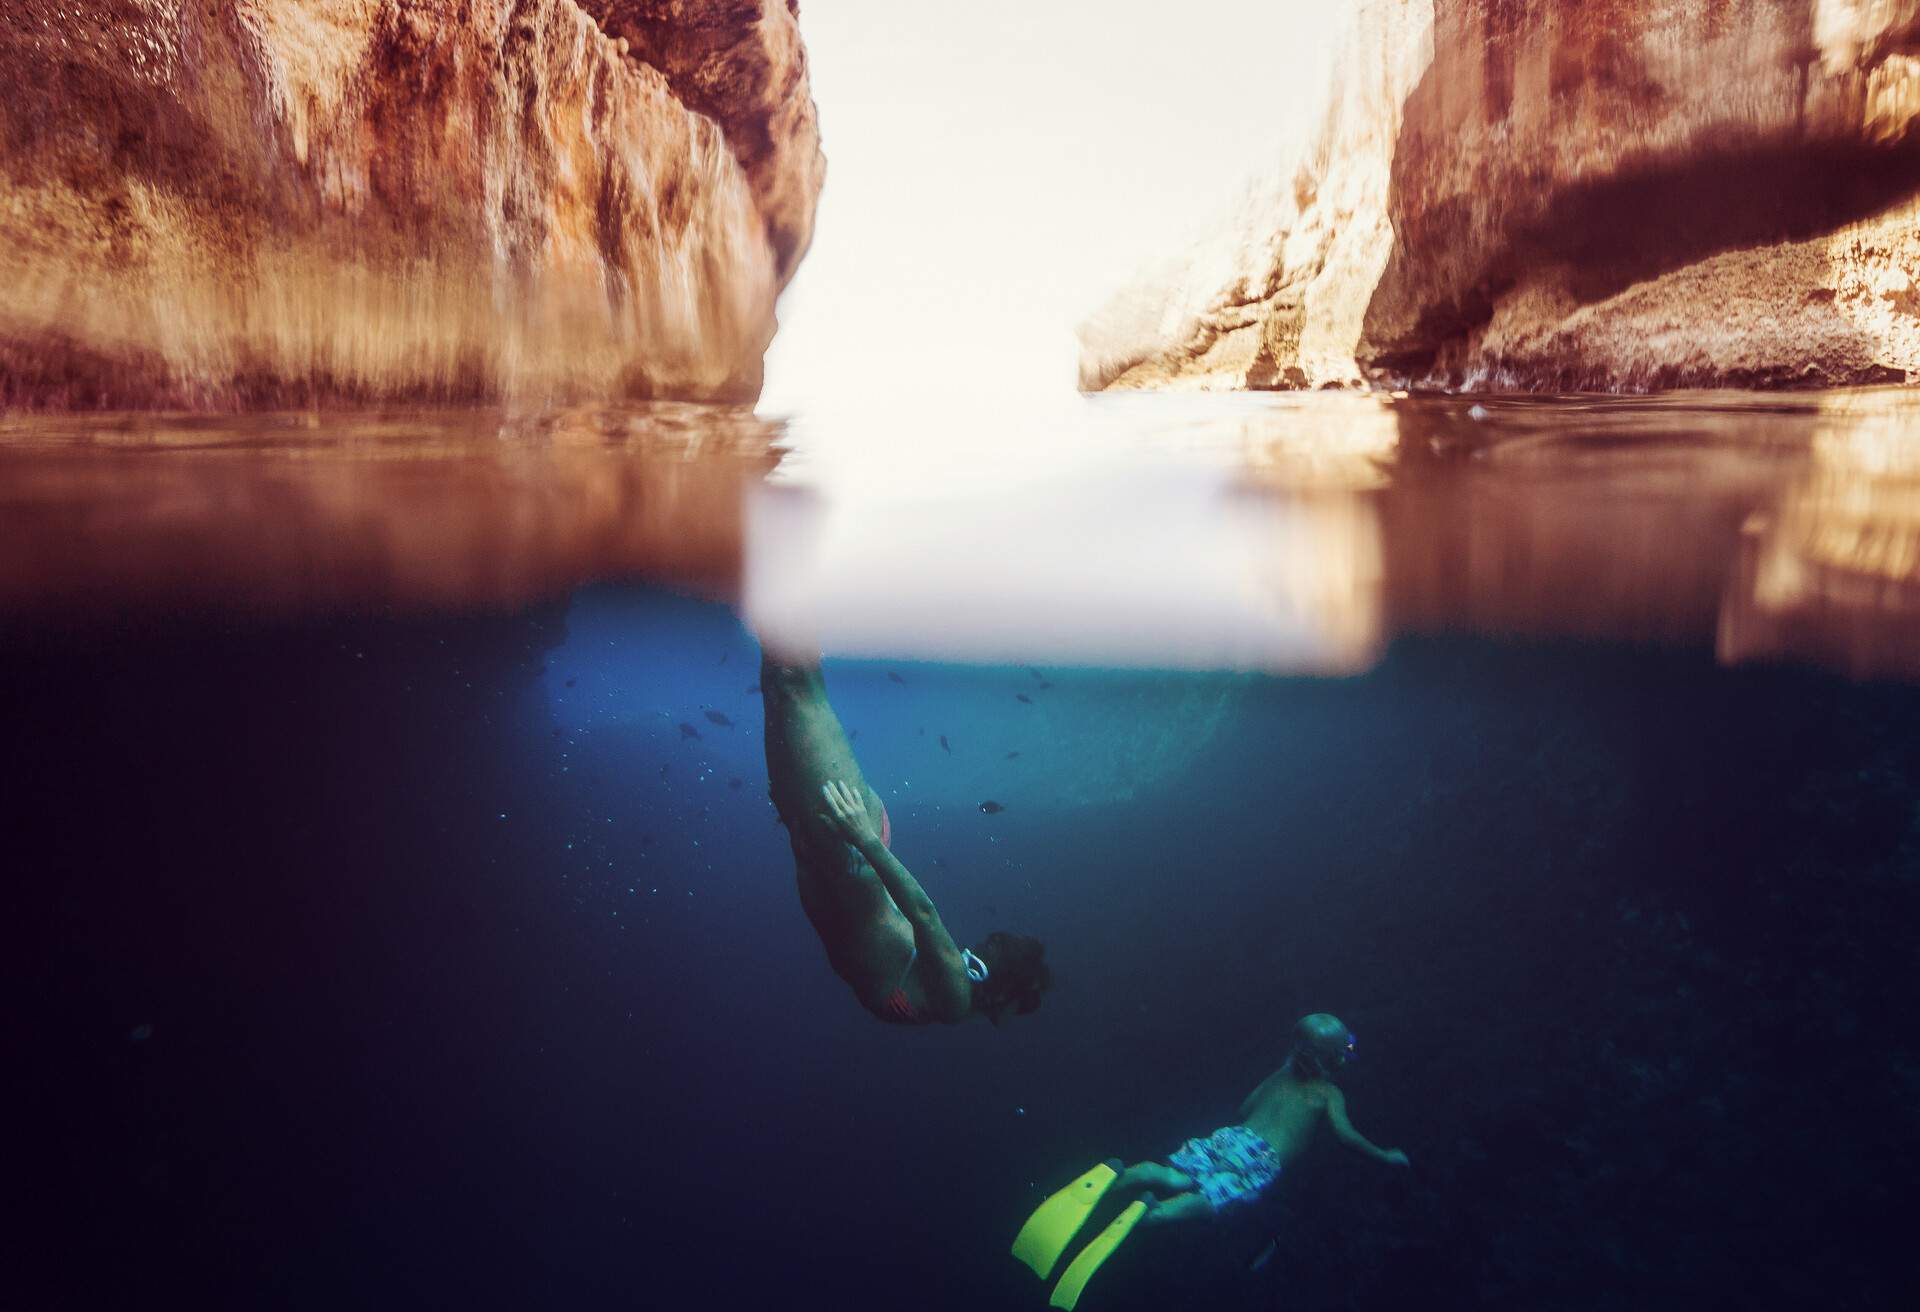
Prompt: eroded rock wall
<box><xmin>0</xmin><ymin>0</ymin><xmax>823</xmax><ymax>408</ymax></box>
<box><xmin>584</xmin><ymin>1</ymin><xmax>823</xmax><ymax>284</ymax></box>
<box><xmin>1084</xmin><ymin>0</ymin><xmax>1920</xmax><ymax>393</ymax></box>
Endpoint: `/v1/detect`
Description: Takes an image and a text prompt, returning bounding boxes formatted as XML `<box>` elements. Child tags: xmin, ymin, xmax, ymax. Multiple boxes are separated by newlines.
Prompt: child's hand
<box><xmin>820</xmin><ymin>780</ymin><xmax>882</xmax><ymax>848</ymax></box>
<box><xmin>1382</xmin><ymin>1149</ymin><xmax>1411</xmax><ymax>1168</ymax></box>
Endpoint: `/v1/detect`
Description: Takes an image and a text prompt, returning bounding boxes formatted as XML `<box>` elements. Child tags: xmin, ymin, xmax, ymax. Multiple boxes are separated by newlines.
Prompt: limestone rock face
<box><xmin>1084</xmin><ymin>0</ymin><xmax>1920</xmax><ymax>393</ymax></box>
<box><xmin>0</xmin><ymin>0</ymin><xmax>823</xmax><ymax>408</ymax></box>
<box><xmin>584</xmin><ymin>1</ymin><xmax>823</xmax><ymax>284</ymax></box>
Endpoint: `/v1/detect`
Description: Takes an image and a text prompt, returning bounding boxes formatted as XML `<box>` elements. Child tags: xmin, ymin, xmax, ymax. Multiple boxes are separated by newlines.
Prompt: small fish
<box><xmin>659</xmin><ymin>764</ymin><xmax>670</xmax><ymax>780</ymax></box>
<box><xmin>1037</xmin><ymin>681</ymin><xmax>1053</xmax><ymax>690</ymax></box>
<box><xmin>1026</xmin><ymin>667</ymin><xmax>1044</xmax><ymax>682</ymax></box>
<box><xmin>917</xmin><ymin>726</ymin><xmax>926</xmax><ymax>736</ymax></box>
<box><xmin>717</xmin><ymin>653</ymin><xmax>729</xmax><ymax>666</ymax></box>
<box><xmin>888</xmin><ymin>671</ymin><xmax>906</xmax><ymax>684</ymax></box>
<box><xmin>848</xmin><ymin>729</ymin><xmax>860</xmax><ymax>743</ymax></box>
<box><xmin>1249</xmin><ymin>1238</ymin><xmax>1277</xmax><ymax>1272</ymax></box>
<box><xmin>565</xmin><ymin>678</ymin><xmax>576</xmax><ymax>688</ymax></box>
<box><xmin>746</xmin><ymin>683</ymin><xmax>761</xmax><ymax>695</ymax></box>
<box><xmin>1005</xmin><ymin>751</ymin><xmax>1021</xmax><ymax>760</ymax></box>
<box><xmin>1015</xmin><ymin>694</ymin><xmax>1032</xmax><ymax>704</ymax></box>
<box><xmin>939</xmin><ymin>734</ymin><xmax>951</xmax><ymax>754</ymax></box>
<box><xmin>728</xmin><ymin>777</ymin><xmax>743</xmax><ymax>790</ymax></box>
<box><xmin>934</xmin><ymin>857</ymin><xmax>949</xmax><ymax>869</ymax></box>
<box><xmin>704</xmin><ymin>709</ymin><xmax>734</xmax><ymax>728</ymax></box>
<box><xmin>552</xmin><ymin>728</ymin><xmax>563</xmax><ymax>738</ymax></box>
<box><xmin>979</xmin><ymin>800</ymin><xmax>1006</xmax><ymax>814</ymax></box>
<box><xmin>678</xmin><ymin>722</ymin><xmax>701</xmax><ymax>740</ymax></box>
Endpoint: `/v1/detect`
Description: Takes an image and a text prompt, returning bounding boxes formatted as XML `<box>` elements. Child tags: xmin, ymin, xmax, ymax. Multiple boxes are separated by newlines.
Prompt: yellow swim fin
<box><xmin>1047</xmin><ymin>1198</ymin><xmax>1148</xmax><ymax>1311</ymax></box>
<box><xmin>1011</xmin><ymin>1160</ymin><xmax>1122</xmax><ymax>1279</ymax></box>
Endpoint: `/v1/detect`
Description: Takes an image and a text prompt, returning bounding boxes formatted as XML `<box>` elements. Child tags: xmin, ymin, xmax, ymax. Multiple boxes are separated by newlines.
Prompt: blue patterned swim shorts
<box><xmin>1168</xmin><ymin>1125</ymin><xmax>1283</xmax><ymax>1212</ymax></box>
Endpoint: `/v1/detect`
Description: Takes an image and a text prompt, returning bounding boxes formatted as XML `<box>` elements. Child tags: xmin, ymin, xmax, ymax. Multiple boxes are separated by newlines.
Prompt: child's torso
<box><xmin>1242</xmin><ymin>1077</ymin><xmax>1329</xmax><ymax>1163</ymax></box>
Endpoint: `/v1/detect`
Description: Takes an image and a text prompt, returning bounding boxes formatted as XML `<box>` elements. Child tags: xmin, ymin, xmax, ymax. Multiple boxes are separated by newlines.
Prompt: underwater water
<box><xmin>6</xmin><ymin>391</ymin><xmax>1919</xmax><ymax>1310</ymax></box>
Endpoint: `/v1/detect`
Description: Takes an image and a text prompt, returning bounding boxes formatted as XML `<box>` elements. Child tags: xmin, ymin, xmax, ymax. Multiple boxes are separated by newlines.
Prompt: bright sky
<box><xmin>759</xmin><ymin>2</ymin><xmax>1344</xmax><ymax>420</ymax></box>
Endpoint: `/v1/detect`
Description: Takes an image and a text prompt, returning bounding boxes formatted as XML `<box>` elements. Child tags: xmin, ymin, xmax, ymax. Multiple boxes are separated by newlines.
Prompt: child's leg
<box><xmin>1116</xmin><ymin>1163</ymin><xmax>1193</xmax><ymax>1195</ymax></box>
<box><xmin>1140</xmin><ymin>1193</ymin><xmax>1212</xmax><ymax>1226</ymax></box>
<box><xmin>1113</xmin><ymin>1162</ymin><xmax>1211</xmax><ymax>1224</ymax></box>
<box><xmin>761</xmin><ymin>654</ymin><xmax>886</xmax><ymax>858</ymax></box>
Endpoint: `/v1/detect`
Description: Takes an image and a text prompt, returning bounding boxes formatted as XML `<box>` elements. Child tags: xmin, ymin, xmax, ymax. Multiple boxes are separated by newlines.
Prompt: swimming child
<box><xmin>761</xmin><ymin>653</ymin><xmax>1050</xmax><ymax>1026</ymax></box>
<box><xmin>1012</xmin><ymin>1013</ymin><xmax>1407</xmax><ymax>1309</ymax></box>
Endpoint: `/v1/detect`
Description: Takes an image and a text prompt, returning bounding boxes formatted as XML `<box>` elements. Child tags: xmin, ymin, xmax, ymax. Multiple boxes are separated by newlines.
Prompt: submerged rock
<box><xmin>0</xmin><ymin>0</ymin><xmax>823</xmax><ymax>408</ymax></box>
<box><xmin>1082</xmin><ymin>0</ymin><xmax>1920</xmax><ymax>393</ymax></box>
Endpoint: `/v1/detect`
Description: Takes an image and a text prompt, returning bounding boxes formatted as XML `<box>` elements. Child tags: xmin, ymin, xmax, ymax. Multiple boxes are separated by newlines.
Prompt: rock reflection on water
<box><xmin>2</xmin><ymin>390</ymin><xmax>1917</xmax><ymax>681</ymax></box>
<box><xmin>1722</xmin><ymin>390</ymin><xmax>1920</xmax><ymax>675</ymax></box>
<box><xmin>1368</xmin><ymin>395</ymin><xmax>1808</xmax><ymax>648</ymax></box>
<box><xmin>0</xmin><ymin>405</ymin><xmax>781</xmax><ymax>616</ymax></box>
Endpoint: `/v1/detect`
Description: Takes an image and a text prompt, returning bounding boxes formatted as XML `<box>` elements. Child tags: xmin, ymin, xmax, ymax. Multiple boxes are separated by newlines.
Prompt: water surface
<box><xmin>6</xmin><ymin>390</ymin><xmax>1915</xmax><ymax>677</ymax></box>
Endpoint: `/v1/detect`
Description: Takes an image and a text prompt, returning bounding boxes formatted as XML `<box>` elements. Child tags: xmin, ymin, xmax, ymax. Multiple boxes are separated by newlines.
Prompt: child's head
<box><xmin>971</xmin><ymin>930</ymin><xmax>1051</xmax><ymax>1023</ymax></box>
<box><xmin>1288</xmin><ymin>1012</ymin><xmax>1357</xmax><ymax>1078</ymax></box>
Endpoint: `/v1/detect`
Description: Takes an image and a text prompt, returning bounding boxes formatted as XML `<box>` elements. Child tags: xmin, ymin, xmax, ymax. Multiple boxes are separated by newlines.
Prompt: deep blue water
<box><xmin>10</xmin><ymin>587</ymin><xmax>1919</xmax><ymax>1310</ymax></box>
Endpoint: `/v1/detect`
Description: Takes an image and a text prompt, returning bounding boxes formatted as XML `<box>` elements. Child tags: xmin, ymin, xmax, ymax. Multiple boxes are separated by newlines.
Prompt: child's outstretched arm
<box><xmin>1325</xmin><ymin>1086</ymin><xmax>1411</xmax><ymax>1167</ymax></box>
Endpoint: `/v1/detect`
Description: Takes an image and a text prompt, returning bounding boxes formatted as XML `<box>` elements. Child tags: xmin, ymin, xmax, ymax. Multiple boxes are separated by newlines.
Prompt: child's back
<box><xmin>1241</xmin><ymin>1063</ymin><xmax>1338</xmax><ymax>1166</ymax></box>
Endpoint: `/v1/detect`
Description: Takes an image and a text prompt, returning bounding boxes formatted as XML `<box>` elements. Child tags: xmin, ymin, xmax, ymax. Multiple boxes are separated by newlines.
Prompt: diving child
<box><xmin>1011</xmin><ymin>1013</ymin><xmax>1409</xmax><ymax>1310</ymax></box>
<box><xmin>761</xmin><ymin>654</ymin><xmax>1051</xmax><ymax>1026</ymax></box>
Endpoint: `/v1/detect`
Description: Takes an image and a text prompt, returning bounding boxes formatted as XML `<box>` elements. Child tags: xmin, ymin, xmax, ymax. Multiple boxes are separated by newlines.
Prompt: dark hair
<box><xmin>974</xmin><ymin>931</ymin><xmax>1051</xmax><ymax>1018</ymax></box>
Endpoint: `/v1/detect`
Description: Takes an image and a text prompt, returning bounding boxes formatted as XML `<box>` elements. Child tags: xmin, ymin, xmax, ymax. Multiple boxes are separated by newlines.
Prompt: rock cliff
<box><xmin>0</xmin><ymin>0</ymin><xmax>822</xmax><ymax>408</ymax></box>
<box><xmin>1084</xmin><ymin>0</ymin><xmax>1920</xmax><ymax>393</ymax></box>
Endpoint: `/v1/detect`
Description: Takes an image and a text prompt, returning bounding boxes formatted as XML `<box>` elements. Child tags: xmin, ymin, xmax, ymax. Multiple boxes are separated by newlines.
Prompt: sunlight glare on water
<box><xmin>747</xmin><ymin>393</ymin><xmax>1399</xmax><ymax>669</ymax></box>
